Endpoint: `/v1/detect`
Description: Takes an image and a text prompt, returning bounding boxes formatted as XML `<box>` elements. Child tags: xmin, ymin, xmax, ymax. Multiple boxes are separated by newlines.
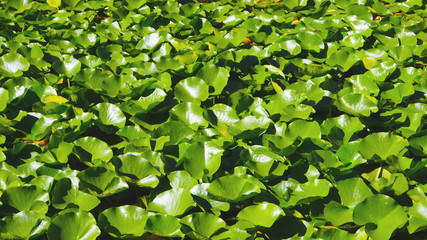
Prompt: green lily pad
<box><xmin>52</xmin><ymin>177</ymin><xmax>100</xmax><ymax>211</ymax></box>
<box><xmin>297</xmin><ymin>31</ymin><xmax>324</xmax><ymax>53</ymax></box>
<box><xmin>408</xmin><ymin>197</ymin><xmax>427</xmax><ymax>234</ymax></box>
<box><xmin>207</xmin><ymin>174</ymin><xmax>264</xmax><ymax>202</ymax></box>
<box><xmin>174</xmin><ymin>77</ymin><xmax>209</xmax><ymax>102</ymax></box>
<box><xmin>148</xmin><ymin>188</ymin><xmax>196</xmax><ymax>216</ymax></box>
<box><xmin>52</xmin><ymin>55</ymin><xmax>81</xmax><ymax>77</ymax></box>
<box><xmin>77</xmin><ymin>163</ymin><xmax>128</xmax><ymax>197</ymax></box>
<box><xmin>170</xmin><ymin>102</ymin><xmax>208</xmax><ymax>129</ymax></box>
<box><xmin>144</xmin><ymin>214</ymin><xmax>184</xmax><ymax>238</ymax></box>
<box><xmin>335</xmin><ymin>93</ymin><xmax>378</xmax><ymax>117</ymax></box>
<box><xmin>0</xmin><ymin>88</ymin><xmax>8</xmax><ymax>112</ymax></box>
<box><xmin>183</xmin><ymin>141</ymin><xmax>224</xmax><ymax>179</ymax></box>
<box><xmin>237</xmin><ymin>202</ymin><xmax>284</xmax><ymax>228</ymax></box>
<box><xmin>47</xmin><ymin>209</ymin><xmax>101</xmax><ymax>240</ymax></box>
<box><xmin>1</xmin><ymin>185</ymin><xmax>49</xmax><ymax>214</ymax></box>
<box><xmin>73</xmin><ymin>136</ymin><xmax>113</xmax><ymax>164</ymax></box>
<box><xmin>98</xmin><ymin>205</ymin><xmax>148</xmax><ymax>238</ymax></box>
<box><xmin>181</xmin><ymin>212</ymin><xmax>226</xmax><ymax>240</ymax></box>
<box><xmin>196</xmin><ymin>63</ymin><xmax>229</xmax><ymax>95</ymax></box>
<box><xmin>91</xmin><ymin>102</ymin><xmax>126</xmax><ymax>128</ymax></box>
<box><xmin>168</xmin><ymin>170</ymin><xmax>198</xmax><ymax>190</ymax></box>
<box><xmin>353</xmin><ymin>194</ymin><xmax>407</xmax><ymax>240</ymax></box>
<box><xmin>336</xmin><ymin>177</ymin><xmax>373</xmax><ymax>207</ymax></box>
<box><xmin>0</xmin><ymin>53</ymin><xmax>30</xmax><ymax>77</ymax></box>
<box><xmin>1</xmin><ymin>211</ymin><xmax>48</xmax><ymax>240</ymax></box>
<box><xmin>241</xmin><ymin>145</ymin><xmax>288</xmax><ymax>179</ymax></box>
<box><xmin>359</xmin><ymin>132</ymin><xmax>408</xmax><ymax>160</ymax></box>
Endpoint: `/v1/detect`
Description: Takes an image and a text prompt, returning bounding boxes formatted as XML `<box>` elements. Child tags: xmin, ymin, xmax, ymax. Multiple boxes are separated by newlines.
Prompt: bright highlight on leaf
<box><xmin>47</xmin><ymin>0</ymin><xmax>61</xmax><ymax>8</ymax></box>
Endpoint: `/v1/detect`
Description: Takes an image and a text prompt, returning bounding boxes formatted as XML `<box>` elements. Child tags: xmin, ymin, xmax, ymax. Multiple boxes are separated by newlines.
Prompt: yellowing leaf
<box><xmin>47</xmin><ymin>0</ymin><xmax>61</xmax><ymax>8</ymax></box>
<box><xmin>271</xmin><ymin>80</ymin><xmax>283</xmax><ymax>93</ymax></box>
<box><xmin>362</xmin><ymin>57</ymin><xmax>378</xmax><ymax>70</ymax></box>
<box><xmin>45</xmin><ymin>95</ymin><xmax>68</xmax><ymax>104</ymax></box>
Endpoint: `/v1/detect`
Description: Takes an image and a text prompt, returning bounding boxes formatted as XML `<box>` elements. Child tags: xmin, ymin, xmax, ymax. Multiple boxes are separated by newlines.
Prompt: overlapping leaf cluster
<box><xmin>0</xmin><ymin>0</ymin><xmax>426</xmax><ymax>239</ymax></box>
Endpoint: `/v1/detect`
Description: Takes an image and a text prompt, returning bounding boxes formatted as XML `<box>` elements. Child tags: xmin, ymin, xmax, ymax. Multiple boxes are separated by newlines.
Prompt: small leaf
<box><xmin>44</xmin><ymin>95</ymin><xmax>68</xmax><ymax>104</ymax></box>
<box><xmin>47</xmin><ymin>0</ymin><xmax>61</xmax><ymax>8</ymax></box>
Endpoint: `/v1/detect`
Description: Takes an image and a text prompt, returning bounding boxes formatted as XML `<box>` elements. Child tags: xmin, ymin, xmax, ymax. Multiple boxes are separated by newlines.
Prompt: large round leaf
<box><xmin>297</xmin><ymin>31</ymin><xmax>324</xmax><ymax>53</ymax></box>
<box><xmin>148</xmin><ymin>188</ymin><xmax>196</xmax><ymax>216</ymax></box>
<box><xmin>0</xmin><ymin>53</ymin><xmax>30</xmax><ymax>77</ymax></box>
<box><xmin>335</xmin><ymin>93</ymin><xmax>378</xmax><ymax>117</ymax></box>
<box><xmin>183</xmin><ymin>141</ymin><xmax>224</xmax><ymax>179</ymax></box>
<box><xmin>91</xmin><ymin>102</ymin><xmax>126</xmax><ymax>128</ymax></box>
<box><xmin>0</xmin><ymin>169</ymin><xmax>22</xmax><ymax>191</ymax></box>
<box><xmin>359</xmin><ymin>132</ymin><xmax>408</xmax><ymax>160</ymax></box>
<box><xmin>168</xmin><ymin>170</ymin><xmax>198</xmax><ymax>190</ymax></box>
<box><xmin>98</xmin><ymin>205</ymin><xmax>148</xmax><ymax>238</ymax></box>
<box><xmin>47</xmin><ymin>209</ymin><xmax>101</xmax><ymax>240</ymax></box>
<box><xmin>196</xmin><ymin>63</ymin><xmax>229</xmax><ymax>95</ymax></box>
<box><xmin>241</xmin><ymin>145</ymin><xmax>288</xmax><ymax>179</ymax></box>
<box><xmin>336</xmin><ymin>177</ymin><xmax>373</xmax><ymax>208</ymax></box>
<box><xmin>170</xmin><ymin>102</ymin><xmax>208</xmax><ymax>129</ymax></box>
<box><xmin>237</xmin><ymin>202</ymin><xmax>284</xmax><ymax>228</ymax></box>
<box><xmin>52</xmin><ymin>55</ymin><xmax>81</xmax><ymax>77</ymax></box>
<box><xmin>207</xmin><ymin>174</ymin><xmax>264</xmax><ymax>202</ymax></box>
<box><xmin>408</xmin><ymin>197</ymin><xmax>427</xmax><ymax>234</ymax></box>
<box><xmin>115</xmin><ymin>153</ymin><xmax>157</xmax><ymax>178</ymax></box>
<box><xmin>180</xmin><ymin>212</ymin><xmax>226</xmax><ymax>239</ymax></box>
<box><xmin>144</xmin><ymin>214</ymin><xmax>184</xmax><ymax>238</ymax></box>
<box><xmin>0</xmin><ymin>211</ymin><xmax>48</xmax><ymax>239</ymax></box>
<box><xmin>77</xmin><ymin>163</ymin><xmax>128</xmax><ymax>197</ymax></box>
<box><xmin>1</xmin><ymin>185</ymin><xmax>49</xmax><ymax>214</ymax></box>
<box><xmin>353</xmin><ymin>194</ymin><xmax>407</xmax><ymax>240</ymax></box>
<box><xmin>51</xmin><ymin>178</ymin><xmax>100</xmax><ymax>211</ymax></box>
<box><xmin>73</xmin><ymin>136</ymin><xmax>113</xmax><ymax>164</ymax></box>
<box><xmin>174</xmin><ymin>77</ymin><xmax>209</xmax><ymax>102</ymax></box>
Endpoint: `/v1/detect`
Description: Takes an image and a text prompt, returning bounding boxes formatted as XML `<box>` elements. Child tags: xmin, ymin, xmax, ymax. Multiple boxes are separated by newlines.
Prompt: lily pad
<box><xmin>236</xmin><ymin>202</ymin><xmax>284</xmax><ymax>228</ymax></box>
<box><xmin>47</xmin><ymin>209</ymin><xmax>101</xmax><ymax>240</ymax></box>
<box><xmin>207</xmin><ymin>174</ymin><xmax>264</xmax><ymax>202</ymax></box>
<box><xmin>353</xmin><ymin>194</ymin><xmax>407</xmax><ymax>240</ymax></box>
<box><xmin>180</xmin><ymin>212</ymin><xmax>227</xmax><ymax>239</ymax></box>
<box><xmin>148</xmin><ymin>188</ymin><xmax>196</xmax><ymax>216</ymax></box>
<box><xmin>98</xmin><ymin>205</ymin><xmax>148</xmax><ymax>238</ymax></box>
